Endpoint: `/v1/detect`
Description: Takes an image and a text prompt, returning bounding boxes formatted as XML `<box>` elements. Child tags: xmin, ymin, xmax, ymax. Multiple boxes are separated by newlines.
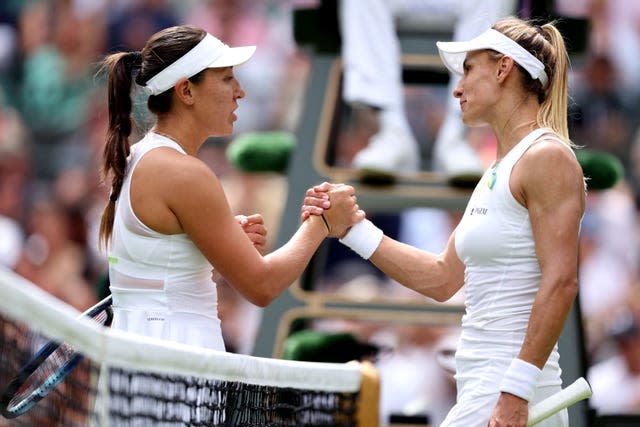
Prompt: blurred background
<box><xmin>0</xmin><ymin>0</ymin><xmax>638</xmax><ymax>425</ymax></box>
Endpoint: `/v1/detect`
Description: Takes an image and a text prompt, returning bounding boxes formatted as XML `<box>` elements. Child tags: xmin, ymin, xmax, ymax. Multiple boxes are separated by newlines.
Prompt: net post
<box><xmin>351</xmin><ymin>360</ymin><xmax>380</xmax><ymax>427</ymax></box>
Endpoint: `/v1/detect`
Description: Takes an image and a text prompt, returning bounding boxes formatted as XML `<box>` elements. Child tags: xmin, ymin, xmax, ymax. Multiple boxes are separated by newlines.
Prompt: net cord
<box><xmin>0</xmin><ymin>267</ymin><xmax>361</xmax><ymax>393</ymax></box>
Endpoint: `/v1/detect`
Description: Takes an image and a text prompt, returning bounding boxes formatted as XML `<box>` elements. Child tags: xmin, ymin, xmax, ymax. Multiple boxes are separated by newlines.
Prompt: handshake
<box><xmin>238</xmin><ymin>181</ymin><xmax>383</xmax><ymax>261</ymax></box>
<box><xmin>300</xmin><ymin>182</ymin><xmax>365</xmax><ymax>239</ymax></box>
<box><xmin>300</xmin><ymin>182</ymin><xmax>384</xmax><ymax>260</ymax></box>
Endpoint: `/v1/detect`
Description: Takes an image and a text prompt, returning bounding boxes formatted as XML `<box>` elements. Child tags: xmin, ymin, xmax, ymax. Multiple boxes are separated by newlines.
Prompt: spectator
<box><xmin>106</xmin><ymin>0</ymin><xmax>178</xmax><ymax>52</ymax></box>
<box><xmin>17</xmin><ymin>0</ymin><xmax>106</xmax><ymax>180</ymax></box>
<box><xmin>578</xmin><ymin>185</ymin><xmax>639</xmax><ymax>356</ymax></box>
<box><xmin>588</xmin><ymin>302</ymin><xmax>640</xmax><ymax>414</ymax></box>
<box><xmin>0</xmin><ymin>88</ymin><xmax>28</xmax><ymax>270</ymax></box>
<box><xmin>14</xmin><ymin>195</ymin><xmax>97</xmax><ymax>310</ymax></box>
<box><xmin>588</xmin><ymin>0</ymin><xmax>640</xmax><ymax>96</ymax></box>
<box><xmin>569</xmin><ymin>54</ymin><xmax>637</xmax><ymax>175</ymax></box>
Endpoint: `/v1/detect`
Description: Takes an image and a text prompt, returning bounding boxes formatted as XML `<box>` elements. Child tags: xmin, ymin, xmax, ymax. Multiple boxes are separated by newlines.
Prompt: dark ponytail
<box><xmin>98</xmin><ymin>51</ymin><xmax>141</xmax><ymax>249</ymax></box>
<box><xmin>98</xmin><ymin>25</ymin><xmax>206</xmax><ymax>250</ymax></box>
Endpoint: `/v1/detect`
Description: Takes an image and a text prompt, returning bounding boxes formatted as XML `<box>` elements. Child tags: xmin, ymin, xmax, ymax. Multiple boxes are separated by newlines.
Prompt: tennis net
<box><xmin>0</xmin><ymin>267</ymin><xmax>364</xmax><ymax>427</ymax></box>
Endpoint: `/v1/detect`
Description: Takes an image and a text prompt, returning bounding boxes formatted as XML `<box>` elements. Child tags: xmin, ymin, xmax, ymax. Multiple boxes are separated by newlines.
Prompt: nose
<box><xmin>453</xmin><ymin>80</ymin><xmax>463</xmax><ymax>98</ymax></box>
<box><xmin>234</xmin><ymin>80</ymin><xmax>245</xmax><ymax>100</ymax></box>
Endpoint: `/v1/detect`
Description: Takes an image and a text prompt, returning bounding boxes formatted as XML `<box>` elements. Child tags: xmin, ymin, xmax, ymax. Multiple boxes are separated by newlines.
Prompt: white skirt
<box><xmin>440</xmin><ymin>328</ymin><xmax>568</xmax><ymax>427</ymax></box>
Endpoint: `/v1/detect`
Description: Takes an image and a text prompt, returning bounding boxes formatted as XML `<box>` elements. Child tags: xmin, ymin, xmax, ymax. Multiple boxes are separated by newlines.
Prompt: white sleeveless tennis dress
<box><xmin>107</xmin><ymin>132</ymin><xmax>225</xmax><ymax>351</ymax></box>
<box><xmin>442</xmin><ymin>128</ymin><xmax>572</xmax><ymax>426</ymax></box>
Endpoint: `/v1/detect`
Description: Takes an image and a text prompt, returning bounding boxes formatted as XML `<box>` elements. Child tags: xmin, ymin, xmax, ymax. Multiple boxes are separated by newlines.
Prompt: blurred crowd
<box><xmin>0</xmin><ymin>0</ymin><xmax>639</xmax><ymax>419</ymax></box>
<box><xmin>0</xmin><ymin>0</ymin><xmax>306</xmax><ymax>353</ymax></box>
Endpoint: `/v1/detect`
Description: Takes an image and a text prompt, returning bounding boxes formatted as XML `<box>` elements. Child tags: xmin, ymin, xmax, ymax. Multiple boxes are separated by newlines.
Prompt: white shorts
<box><xmin>440</xmin><ymin>384</ymin><xmax>568</xmax><ymax>427</ymax></box>
<box><xmin>440</xmin><ymin>329</ymin><xmax>568</xmax><ymax>427</ymax></box>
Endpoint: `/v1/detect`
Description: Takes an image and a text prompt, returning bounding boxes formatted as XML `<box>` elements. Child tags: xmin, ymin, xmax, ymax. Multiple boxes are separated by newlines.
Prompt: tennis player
<box><xmin>98</xmin><ymin>25</ymin><xmax>364</xmax><ymax>352</ymax></box>
<box><xmin>304</xmin><ymin>17</ymin><xmax>585</xmax><ymax>427</ymax></box>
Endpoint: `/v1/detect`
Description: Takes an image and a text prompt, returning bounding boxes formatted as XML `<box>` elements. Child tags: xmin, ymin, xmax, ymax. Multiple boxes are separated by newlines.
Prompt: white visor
<box><xmin>143</xmin><ymin>33</ymin><xmax>256</xmax><ymax>96</ymax></box>
<box><xmin>436</xmin><ymin>28</ymin><xmax>548</xmax><ymax>87</ymax></box>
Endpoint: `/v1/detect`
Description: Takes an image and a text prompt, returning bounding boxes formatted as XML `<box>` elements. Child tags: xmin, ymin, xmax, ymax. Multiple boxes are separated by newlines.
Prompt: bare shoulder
<box><xmin>136</xmin><ymin>147</ymin><xmax>218</xmax><ymax>190</ymax></box>
<box><xmin>129</xmin><ymin>147</ymin><xmax>226</xmax><ymax>234</ymax></box>
<box><xmin>512</xmin><ymin>137</ymin><xmax>585</xmax><ymax>208</ymax></box>
<box><xmin>134</xmin><ymin>146</ymin><xmax>225</xmax><ymax>210</ymax></box>
<box><xmin>527</xmin><ymin>137</ymin><xmax>580</xmax><ymax>166</ymax></box>
<box><xmin>144</xmin><ymin>147</ymin><xmax>214</xmax><ymax>178</ymax></box>
<box><xmin>522</xmin><ymin>138</ymin><xmax>583</xmax><ymax>185</ymax></box>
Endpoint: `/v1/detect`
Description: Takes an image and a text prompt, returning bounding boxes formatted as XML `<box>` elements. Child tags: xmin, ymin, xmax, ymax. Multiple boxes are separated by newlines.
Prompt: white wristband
<box><xmin>339</xmin><ymin>219</ymin><xmax>383</xmax><ymax>259</ymax></box>
<box><xmin>499</xmin><ymin>358</ymin><xmax>542</xmax><ymax>402</ymax></box>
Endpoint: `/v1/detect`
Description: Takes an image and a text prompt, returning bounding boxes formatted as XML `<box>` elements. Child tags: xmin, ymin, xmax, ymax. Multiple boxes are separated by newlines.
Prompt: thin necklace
<box><xmin>487</xmin><ymin>125</ymin><xmax>538</xmax><ymax>190</ymax></box>
<box><xmin>153</xmin><ymin>129</ymin><xmax>188</xmax><ymax>154</ymax></box>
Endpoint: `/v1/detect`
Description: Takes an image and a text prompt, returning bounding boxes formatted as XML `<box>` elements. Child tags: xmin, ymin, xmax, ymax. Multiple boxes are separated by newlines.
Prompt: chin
<box><xmin>218</xmin><ymin>124</ymin><xmax>234</xmax><ymax>135</ymax></box>
<box><xmin>462</xmin><ymin>117</ymin><xmax>486</xmax><ymax>128</ymax></box>
<box><xmin>210</xmin><ymin>128</ymin><xmax>232</xmax><ymax>138</ymax></box>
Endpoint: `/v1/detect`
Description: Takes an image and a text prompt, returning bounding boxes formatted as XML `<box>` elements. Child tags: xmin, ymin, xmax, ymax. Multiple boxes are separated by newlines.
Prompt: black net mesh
<box><xmin>0</xmin><ymin>316</ymin><xmax>98</xmax><ymax>427</ymax></box>
<box><xmin>0</xmin><ymin>314</ymin><xmax>359</xmax><ymax>427</ymax></box>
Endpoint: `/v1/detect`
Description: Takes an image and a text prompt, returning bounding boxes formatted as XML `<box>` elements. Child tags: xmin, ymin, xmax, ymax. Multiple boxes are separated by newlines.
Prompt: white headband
<box><xmin>143</xmin><ymin>33</ymin><xmax>256</xmax><ymax>96</ymax></box>
<box><xmin>436</xmin><ymin>28</ymin><xmax>548</xmax><ymax>87</ymax></box>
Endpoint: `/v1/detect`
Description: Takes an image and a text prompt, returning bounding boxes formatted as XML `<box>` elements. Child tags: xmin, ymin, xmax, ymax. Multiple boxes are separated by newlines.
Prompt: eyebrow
<box><xmin>462</xmin><ymin>55</ymin><xmax>475</xmax><ymax>72</ymax></box>
<box><xmin>462</xmin><ymin>50</ymin><xmax>486</xmax><ymax>70</ymax></box>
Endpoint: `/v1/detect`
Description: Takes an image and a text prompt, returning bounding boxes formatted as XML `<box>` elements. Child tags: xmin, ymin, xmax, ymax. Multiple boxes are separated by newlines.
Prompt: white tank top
<box><xmin>454</xmin><ymin>129</ymin><xmax>576</xmax><ymax>377</ymax></box>
<box><xmin>455</xmin><ymin>128</ymin><xmax>569</xmax><ymax>332</ymax></box>
<box><xmin>448</xmin><ymin>127</ymin><xmax>577</xmax><ymax>423</ymax></box>
<box><xmin>107</xmin><ymin>132</ymin><xmax>225</xmax><ymax>351</ymax></box>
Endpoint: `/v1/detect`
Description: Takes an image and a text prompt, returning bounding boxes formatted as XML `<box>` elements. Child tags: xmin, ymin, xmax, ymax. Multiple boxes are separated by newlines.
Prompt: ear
<box><xmin>496</xmin><ymin>56</ymin><xmax>516</xmax><ymax>83</ymax></box>
<box><xmin>173</xmin><ymin>78</ymin><xmax>195</xmax><ymax>106</ymax></box>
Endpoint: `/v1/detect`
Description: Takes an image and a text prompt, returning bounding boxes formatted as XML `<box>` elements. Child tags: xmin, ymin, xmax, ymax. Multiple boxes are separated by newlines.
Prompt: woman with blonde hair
<box><xmin>304</xmin><ymin>17</ymin><xmax>585</xmax><ymax>426</ymax></box>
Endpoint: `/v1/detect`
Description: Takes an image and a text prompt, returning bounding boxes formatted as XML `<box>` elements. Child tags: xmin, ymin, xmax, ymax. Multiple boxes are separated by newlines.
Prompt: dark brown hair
<box><xmin>98</xmin><ymin>25</ymin><xmax>207</xmax><ymax>249</ymax></box>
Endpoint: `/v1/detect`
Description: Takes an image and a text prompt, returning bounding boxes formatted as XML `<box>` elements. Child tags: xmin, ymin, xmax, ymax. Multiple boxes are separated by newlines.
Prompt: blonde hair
<box><xmin>493</xmin><ymin>17</ymin><xmax>571</xmax><ymax>144</ymax></box>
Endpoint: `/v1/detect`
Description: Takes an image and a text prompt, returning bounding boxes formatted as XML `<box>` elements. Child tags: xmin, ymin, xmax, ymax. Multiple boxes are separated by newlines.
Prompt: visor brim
<box><xmin>207</xmin><ymin>45</ymin><xmax>256</xmax><ymax>68</ymax></box>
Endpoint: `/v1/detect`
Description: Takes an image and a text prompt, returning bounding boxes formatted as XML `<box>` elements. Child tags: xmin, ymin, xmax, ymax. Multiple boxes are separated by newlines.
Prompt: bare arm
<box><xmin>369</xmin><ymin>230</ymin><xmax>465</xmax><ymax>302</ymax></box>
<box><xmin>516</xmin><ymin>141</ymin><xmax>584</xmax><ymax>369</ymax></box>
<box><xmin>136</xmin><ymin>152</ymin><xmax>363</xmax><ymax>307</ymax></box>
<box><xmin>490</xmin><ymin>140</ymin><xmax>585</xmax><ymax>426</ymax></box>
<box><xmin>302</xmin><ymin>182</ymin><xmax>465</xmax><ymax>302</ymax></box>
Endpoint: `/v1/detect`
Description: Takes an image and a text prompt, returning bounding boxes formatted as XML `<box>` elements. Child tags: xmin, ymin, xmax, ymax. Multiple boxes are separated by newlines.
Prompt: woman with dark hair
<box><xmin>304</xmin><ymin>17</ymin><xmax>586</xmax><ymax>427</ymax></box>
<box><xmin>99</xmin><ymin>25</ymin><xmax>362</xmax><ymax>352</ymax></box>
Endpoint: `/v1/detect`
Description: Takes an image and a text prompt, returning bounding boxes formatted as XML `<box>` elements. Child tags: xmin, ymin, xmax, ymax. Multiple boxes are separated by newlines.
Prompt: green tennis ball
<box><xmin>226</xmin><ymin>131</ymin><xmax>295</xmax><ymax>174</ymax></box>
<box><xmin>574</xmin><ymin>148</ymin><xmax>624</xmax><ymax>191</ymax></box>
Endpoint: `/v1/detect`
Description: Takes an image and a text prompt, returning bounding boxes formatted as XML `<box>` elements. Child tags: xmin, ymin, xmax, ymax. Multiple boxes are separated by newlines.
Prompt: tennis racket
<box><xmin>528</xmin><ymin>377</ymin><xmax>592</xmax><ymax>426</ymax></box>
<box><xmin>0</xmin><ymin>295</ymin><xmax>113</xmax><ymax>418</ymax></box>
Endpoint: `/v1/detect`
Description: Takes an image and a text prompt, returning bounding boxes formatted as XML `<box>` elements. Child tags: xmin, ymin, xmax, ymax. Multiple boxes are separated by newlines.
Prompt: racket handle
<box><xmin>527</xmin><ymin>377</ymin><xmax>592</xmax><ymax>426</ymax></box>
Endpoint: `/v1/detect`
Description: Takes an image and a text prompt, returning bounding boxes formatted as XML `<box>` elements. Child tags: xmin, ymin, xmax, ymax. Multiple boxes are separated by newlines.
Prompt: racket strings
<box><xmin>3</xmin><ymin>300</ymin><xmax>112</xmax><ymax>416</ymax></box>
<box><xmin>1</xmin><ymin>317</ymin><xmax>99</xmax><ymax>426</ymax></box>
<box><xmin>15</xmin><ymin>344</ymin><xmax>76</xmax><ymax>393</ymax></box>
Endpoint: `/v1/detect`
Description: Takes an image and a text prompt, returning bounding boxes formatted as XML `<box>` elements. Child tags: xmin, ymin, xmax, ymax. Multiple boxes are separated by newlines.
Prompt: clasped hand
<box><xmin>300</xmin><ymin>182</ymin><xmax>365</xmax><ymax>238</ymax></box>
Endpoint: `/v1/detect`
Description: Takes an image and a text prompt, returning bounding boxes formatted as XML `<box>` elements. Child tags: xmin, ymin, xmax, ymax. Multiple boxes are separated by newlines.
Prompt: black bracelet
<box><xmin>320</xmin><ymin>214</ymin><xmax>331</xmax><ymax>234</ymax></box>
